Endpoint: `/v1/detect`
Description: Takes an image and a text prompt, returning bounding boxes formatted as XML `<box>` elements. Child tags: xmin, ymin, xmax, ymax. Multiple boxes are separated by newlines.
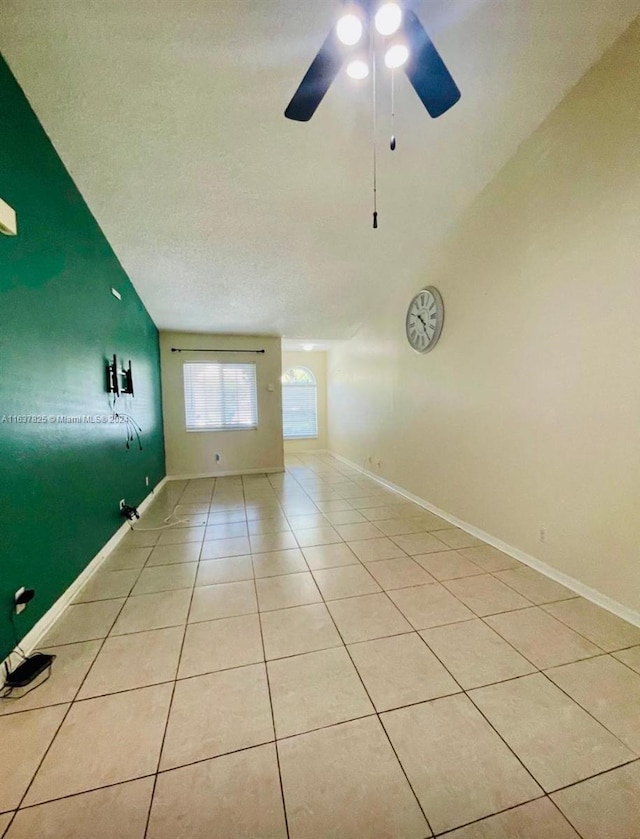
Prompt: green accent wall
<box><xmin>0</xmin><ymin>55</ymin><xmax>166</xmax><ymax>661</ymax></box>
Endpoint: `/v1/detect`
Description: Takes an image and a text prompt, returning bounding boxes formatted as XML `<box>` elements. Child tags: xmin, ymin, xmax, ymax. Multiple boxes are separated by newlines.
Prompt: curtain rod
<box><xmin>171</xmin><ymin>347</ymin><xmax>265</xmax><ymax>355</ymax></box>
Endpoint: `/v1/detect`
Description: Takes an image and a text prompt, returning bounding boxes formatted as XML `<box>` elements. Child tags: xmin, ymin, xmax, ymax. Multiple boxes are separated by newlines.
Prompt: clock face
<box><xmin>405</xmin><ymin>287</ymin><xmax>444</xmax><ymax>354</ymax></box>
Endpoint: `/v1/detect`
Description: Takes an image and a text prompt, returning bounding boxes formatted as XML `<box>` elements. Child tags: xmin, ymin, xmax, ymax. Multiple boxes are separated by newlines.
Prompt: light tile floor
<box><xmin>1</xmin><ymin>454</ymin><xmax>640</xmax><ymax>838</ymax></box>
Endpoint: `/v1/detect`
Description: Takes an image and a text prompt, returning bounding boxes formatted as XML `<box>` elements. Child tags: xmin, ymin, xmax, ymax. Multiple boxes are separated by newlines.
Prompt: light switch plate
<box><xmin>0</xmin><ymin>196</ymin><xmax>17</xmax><ymax>236</ymax></box>
<box><xmin>15</xmin><ymin>586</ymin><xmax>26</xmax><ymax>615</ymax></box>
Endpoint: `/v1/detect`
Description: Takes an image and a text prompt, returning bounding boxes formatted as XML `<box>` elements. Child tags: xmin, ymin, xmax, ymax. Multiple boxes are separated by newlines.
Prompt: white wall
<box><xmin>282</xmin><ymin>351</ymin><xmax>328</xmax><ymax>454</ymax></box>
<box><xmin>327</xmin><ymin>20</ymin><xmax>640</xmax><ymax>615</ymax></box>
<box><xmin>160</xmin><ymin>332</ymin><xmax>284</xmax><ymax>477</ymax></box>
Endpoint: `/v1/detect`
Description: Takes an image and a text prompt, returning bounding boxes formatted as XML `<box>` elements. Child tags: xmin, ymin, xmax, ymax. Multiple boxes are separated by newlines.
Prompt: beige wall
<box><xmin>282</xmin><ymin>351</ymin><xmax>328</xmax><ymax>454</ymax></box>
<box><xmin>327</xmin><ymin>20</ymin><xmax>640</xmax><ymax>615</ymax></box>
<box><xmin>160</xmin><ymin>332</ymin><xmax>284</xmax><ymax>477</ymax></box>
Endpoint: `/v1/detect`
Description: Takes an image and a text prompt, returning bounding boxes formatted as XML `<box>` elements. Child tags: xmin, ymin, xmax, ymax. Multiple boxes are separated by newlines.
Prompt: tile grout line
<box><xmin>537</xmin><ymin>667</ymin><xmax>640</xmax><ymax>757</ymax></box>
<box><xmin>3</xmin><ymin>530</ymin><xmax>157</xmax><ymax>831</ymax></box>
<box><xmin>412</xmin><ymin>590</ymin><xmax>638</xmax><ymax>833</ymax></box>
<box><xmin>243</xmin><ymin>473</ymin><xmax>292</xmax><ymax>839</ymax></box>
<box><xmin>305</xmin><ymin>557</ymin><xmax>436</xmax><ymax>837</ymax></box>
<box><xmin>5</xmin><ymin>461</ymin><xmax>639</xmax><ymax>833</ymax></box>
<box><xmin>395</xmin><ymin>559</ymin><xmax>640</xmax><ymax>824</ymax></box>
<box><xmin>536</xmin><ymin>600</ymin><xmax>634</xmax><ymax>653</ymax></box>
<box><xmin>544</xmin><ymin>797</ymin><xmax>589</xmax><ymax>839</ymax></box>
<box><xmin>474</xmin><ymin>560</ymin><xmax>626</xmax><ymax>654</ymax></box>
<box><xmin>430</xmin><ymin>794</ymin><xmax>578</xmax><ymax>839</ymax></box>
<box><xmin>280</xmin><ymin>460</ymin><xmax>585</xmax><ymax>835</ymax></box>
<box><xmin>0</xmin><ymin>774</ymin><xmax>157</xmax><ymax>819</ymax></box>
<box><xmin>399</xmin><ymin>627</ymin><xmax>552</xmax><ymax>816</ymax></box>
<box><xmin>298</xmin><ymin>462</ymin><xmax>640</xmax><ymax>699</ymax></box>
<box><xmin>7</xmin><ymin>723</ymin><xmax>638</xmax><ymax>822</ymax></box>
<box><xmin>24</xmin><ymin>625</ymin><xmax>627</xmax><ymax>713</ymax></box>
<box><xmin>464</xmin><ymin>601</ymin><xmax>640</xmax><ymax>756</ymax></box>
<box><xmin>255</xmin><ymin>593</ymin><xmax>291</xmax><ymax>834</ymax></box>
<box><xmin>288</xmin><ymin>462</ymin><xmax>631</xmax><ymax>831</ymax></box>
<box><xmin>141</xmin><ymin>476</ymin><xmax>212</xmax><ymax>839</ymax></box>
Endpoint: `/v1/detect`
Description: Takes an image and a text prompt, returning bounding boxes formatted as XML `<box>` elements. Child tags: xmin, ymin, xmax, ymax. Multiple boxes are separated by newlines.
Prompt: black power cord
<box><xmin>1</xmin><ymin>597</ymin><xmax>56</xmax><ymax>700</ymax></box>
<box><xmin>113</xmin><ymin>412</ymin><xmax>143</xmax><ymax>451</ymax></box>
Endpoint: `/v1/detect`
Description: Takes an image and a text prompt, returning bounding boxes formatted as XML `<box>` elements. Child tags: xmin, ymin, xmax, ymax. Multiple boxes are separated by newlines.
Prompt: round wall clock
<box><xmin>405</xmin><ymin>287</ymin><xmax>445</xmax><ymax>354</ymax></box>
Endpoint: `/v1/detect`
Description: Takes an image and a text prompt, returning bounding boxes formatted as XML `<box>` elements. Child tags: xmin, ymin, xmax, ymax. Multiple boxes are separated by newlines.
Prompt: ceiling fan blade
<box><xmin>402</xmin><ymin>10</ymin><xmax>461</xmax><ymax>118</ymax></box>
<box><xmin>285</xmin><ymin>29</ymin><xmax>345</xmax><ymax>122</ymax></box>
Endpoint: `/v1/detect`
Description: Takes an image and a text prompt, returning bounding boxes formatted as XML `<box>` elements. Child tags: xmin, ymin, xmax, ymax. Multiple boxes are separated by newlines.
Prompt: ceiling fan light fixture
<box><xmin>346</xmin><ymin>58</ymin><xmax>370</xmax><ymax>80</ymax></box>
<box><xmin>336</xmin><ymin>12</ymin><xmax>364</xmax><ymax>46</ymax></box>
<box><xmin>375</xmin><ymin>3</ymin><xmax>403</xmax><ymax>36</ymax></box>
<box><xmin>384</xmin><ymin>42</ymin><xmax>409</xmax><ymax>69</ymax></box>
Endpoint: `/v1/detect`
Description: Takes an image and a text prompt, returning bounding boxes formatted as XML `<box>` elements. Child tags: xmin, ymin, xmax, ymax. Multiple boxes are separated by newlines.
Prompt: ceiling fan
<box><xmin>285</xmin><ymin>1</ymin><xmax>461</xmax><ymax>122</ymax></box>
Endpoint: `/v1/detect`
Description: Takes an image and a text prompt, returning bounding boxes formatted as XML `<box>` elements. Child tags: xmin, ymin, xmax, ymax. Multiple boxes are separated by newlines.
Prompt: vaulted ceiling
<box><xmin>1</xmin><ymin>0</ymin><xmax>638</xmax><ymax>337</ymax></box>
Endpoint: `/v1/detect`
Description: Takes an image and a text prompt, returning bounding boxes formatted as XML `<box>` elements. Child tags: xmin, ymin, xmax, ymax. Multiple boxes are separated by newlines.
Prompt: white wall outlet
<box><xmin>145</xmin><ymin>476</ymin><xmax>150</xmax><ymax>487</ymax></box>
<box><xmin>15</xmin><ymin>586</ymin><xmax>26</xmax><ymax>615</ymax></box>
<box><xmin>119</xmin><ymin>499</ymin><xmax>126</xmax><ymax>510</ymax></box>
<box><xmin>367</xmin><ymin>456</ymin><xmax>372</xmax><ymax>464</ymax></box>
<box><xmin>215</xmin><ymin>453</ymin><xmax>221</xmax><ymax>463</ymax></box>
<box><xmin>376</xmin><ymin>460</ymin><xmax>382</xmax><ymax>468</ymax></box>
<box><xmin>539</xmin><ymin>526</ymin><xmax>547</xmax><ymax>543</ymax></box>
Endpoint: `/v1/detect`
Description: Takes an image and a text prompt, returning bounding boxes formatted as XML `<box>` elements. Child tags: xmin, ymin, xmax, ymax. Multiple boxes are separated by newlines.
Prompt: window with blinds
<box><xmin>281</xmin><ymin>366</ymin><xmax>318</xmax><ymax>439</ymax></box>
<box><xmin>183</xmin><ymin>362</ymin><xmax>258</xmax><ymax>432</ymax></box>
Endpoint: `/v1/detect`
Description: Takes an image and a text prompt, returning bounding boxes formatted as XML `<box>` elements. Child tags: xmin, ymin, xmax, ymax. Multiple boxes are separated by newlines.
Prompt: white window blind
<box><xmin>183</xmin><ymin>362</ymin><xmax>258</xmax><ymax>432</ymax></box>
<box><xmin>282</xmin><ymin>367</ymin><xmax>318</xmax><ymax>440</ymax></box>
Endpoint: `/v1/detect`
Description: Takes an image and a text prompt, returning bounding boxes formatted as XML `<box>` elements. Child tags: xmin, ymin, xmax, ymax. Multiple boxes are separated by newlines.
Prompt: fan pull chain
<box><xmin>372</xmin><ymin>37</ymin><xmax>378</xmax><ymax>229</ymax></box>
<box><xmin>390</xmin><ymin>69</ymin><xmax>397</xmax><ymax>151</ymax></box>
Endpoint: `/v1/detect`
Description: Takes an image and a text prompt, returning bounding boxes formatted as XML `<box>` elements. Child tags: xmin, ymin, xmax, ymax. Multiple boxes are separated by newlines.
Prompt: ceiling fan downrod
<box><xmin>285</xmin><ymin>1</ymin><xmax>462</xmax><ymax>227</ymax></box>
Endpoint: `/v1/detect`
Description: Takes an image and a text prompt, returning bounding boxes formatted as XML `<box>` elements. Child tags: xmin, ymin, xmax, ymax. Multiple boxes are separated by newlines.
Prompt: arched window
<box><xmin>281</xmin><ymin>367</ymin><xmax>318</xmax><ymax>439</ymax></box>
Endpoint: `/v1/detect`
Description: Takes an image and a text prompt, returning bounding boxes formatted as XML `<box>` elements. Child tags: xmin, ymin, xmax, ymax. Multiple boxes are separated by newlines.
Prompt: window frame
<box><xmin>183</xmin><ymin>361</ymin><xmax>259</xmax><ymax>433</ymax></box>
<box><xmin>281</xmin><ymin>366</ymin><xmax>318</xmax><ymax>440</ymax></box>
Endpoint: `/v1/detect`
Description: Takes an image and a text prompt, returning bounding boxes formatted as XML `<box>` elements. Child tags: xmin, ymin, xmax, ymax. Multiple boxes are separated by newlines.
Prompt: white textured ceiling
<box><xmin>1</xmin><ymin>0</ymin><xmax>638</xmax><ymax>338</ymax></box>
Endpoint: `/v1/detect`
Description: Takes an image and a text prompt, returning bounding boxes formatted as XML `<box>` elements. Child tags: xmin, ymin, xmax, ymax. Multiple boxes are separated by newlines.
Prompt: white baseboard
<box><xmin>167</xmin><ymin>466</ymin><xmax>285</xmax><ymax>480</ymax></box>
<box><xmin>2</xmin><ymin>476</ymin><xmax>168</xmax><ymax>676</ymax></box>
<box><xmin>331</xmin><ymin>452</ymin><xmax>640</xmax><ymax>629</ymax></box>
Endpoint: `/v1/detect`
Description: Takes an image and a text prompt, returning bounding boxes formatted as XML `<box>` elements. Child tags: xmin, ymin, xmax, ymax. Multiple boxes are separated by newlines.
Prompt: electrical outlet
<box><xmin>119</xmin><ymin>499</ymin><xmax>126</xmax><ymax>511</ymax></box>
<box><xmin>377</xmin><ymin>460</ymin><xmax>382</xmax><ymax>468</ymax></box>
<box><xmin>145</xmin><ymin>476</ymin><xmax>149</xmax><ymax>487</ymax></box>
<box><xmin>367</xmin><ymin>456</ymin><xmax>372</xmax><ymax>464</ymax></box>
<box><xmin>539</xmin><ymin>526</ymin><xmax>547</xmax><ymax>543</ymax></box>
<box><xmin>215</xmin><ymin>453</ymin><xmax>221</xmax><ymax>463</ymax></box>
<box><xmin>15</xmin><ymin>587</ymin><xmax>26</xmax><ymax>615</ymax></box>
